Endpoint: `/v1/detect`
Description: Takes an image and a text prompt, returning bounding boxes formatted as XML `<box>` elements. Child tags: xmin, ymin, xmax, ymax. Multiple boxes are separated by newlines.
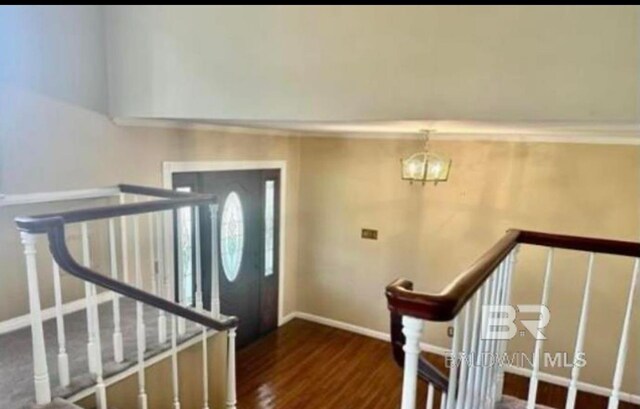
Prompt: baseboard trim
<box><xmin>290</xmin><ymin>311</ymin><xmax>640</xmax><ymax>405</ymax></box>
<box><xmin>0</xmin><ymin>292</ymin><xmax>115</xmax><ymax>335</ymax></box>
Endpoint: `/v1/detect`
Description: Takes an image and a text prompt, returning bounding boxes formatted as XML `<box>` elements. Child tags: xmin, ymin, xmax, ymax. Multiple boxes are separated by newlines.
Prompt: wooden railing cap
<box><xmin>387</xmin><ymin>229</ymin><xmax>640</xmax><ymax>321</ymax></box>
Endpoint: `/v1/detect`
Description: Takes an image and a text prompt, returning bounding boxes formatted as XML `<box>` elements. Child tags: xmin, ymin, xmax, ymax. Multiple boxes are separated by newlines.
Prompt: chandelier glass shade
<box><xmin>401</xmin><ymin>131</ymin><xmax>451</xmax><ymax>184</ymax></box>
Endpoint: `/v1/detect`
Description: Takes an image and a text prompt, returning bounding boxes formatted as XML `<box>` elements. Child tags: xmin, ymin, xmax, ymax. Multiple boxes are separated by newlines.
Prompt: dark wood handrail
<box><xmin>14</xmin><ymin>184</ymin><xmax>237</xmax><ymax>331</ymax></box>
<box><xmin>46</xmin><ymin>221</ymin><xmax>237</xmax><ymax>330</ymax></box>
<box><xmin>386</xmin><ymin>229</ymin><xmax>640</xmax><ymax>322</ymax></box>
<box><xmin>15</xmin><ymin>184</ymin><xmax>217</xmax><ymax>233</ymax></box>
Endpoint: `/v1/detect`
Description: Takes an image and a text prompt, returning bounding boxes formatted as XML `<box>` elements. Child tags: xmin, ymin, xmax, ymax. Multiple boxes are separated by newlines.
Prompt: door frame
<box><xmin>162</xmin><ymin>160</ymin><xmax>288</xmax><ymax>326</ymax></box>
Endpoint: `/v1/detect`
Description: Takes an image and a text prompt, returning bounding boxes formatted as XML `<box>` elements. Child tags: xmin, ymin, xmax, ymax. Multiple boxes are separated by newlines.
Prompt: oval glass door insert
<box><xmin>220</xmin><ymin>191</ymin><xmax>244</xmax><ymax>282</ymax></box>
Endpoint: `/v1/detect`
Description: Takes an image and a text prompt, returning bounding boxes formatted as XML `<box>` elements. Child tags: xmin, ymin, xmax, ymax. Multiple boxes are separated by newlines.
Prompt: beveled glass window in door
<box><xmin>176</xmin><ymin>186</ymin><xmax>194</xmax><ymax>305</ymax></box>
<box><xmin>221</xmin><ymin>191</ymin><xmax>244</xmax><ymax>282</ymax></box>
<box><xmin>264</xmin><ymin>180</ymin><xmax>275</xmax><ymax>276</ymax></box>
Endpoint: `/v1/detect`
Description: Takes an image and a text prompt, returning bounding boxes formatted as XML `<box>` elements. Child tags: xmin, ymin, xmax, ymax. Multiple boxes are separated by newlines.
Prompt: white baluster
<box><xmin>565</xmin><ymin>252</ymin><xmax>595</xmax><ymax>409</ymax></box>
<box><xmin>209</xmin><ymin>204</ymin><xmax>220</xmax><ymax>317</ymax></box>
<box><xmin>171</xmin><ymin>315</ymin><xmax>181</xmax><ymax>409</ymax></box>
<box><xmin>478</xmin><ymin>274</ymin><xmax>498</xmax><ymax>408</ymax></box>
<box><xmin>471</xmin><ymin>281</ymin><xmax>491</xmax><ymax>408</ymax></box>
<box><xmin>195</xmin><ymin>206</ymin><xmax>210</xmax><ymax>409</ymax></box>
<box><xmin>489</xmin><ymin>258</ymin><xmax>510</xmax><ymax>406</ymax></box>
<box><xmin>607</xmin><ymin>258</ymin><xmax>639</xmax><ymax>409</ymax></box>
<box><xmin>440</xmin><ymin>393</ymin><xmax>447</xmax><ymax>409</ymax></box>
<box><xmin>119</xmin><ymin>194</ymin><xmax>130</xmax><ymax>284</ymax></box>
<box><xmin>108</xmin><ymin>219</ymin><xmax>124</xmax><ymax>363</ymax></box>
<box><xmin>446</xmin><ymin>313</ymin><xmax>462</xmax><ymax>409</ymax></box>
<box><xmin>527</xmin><ymin>248</ymin><xmax>554</xmax><ymax>409</ymax></box>
<box><xmin>133</xmin><ymin>211</ymin><xmax>148</xmax><ymax>409</ymax></box>
<box><xmin>496</xmin><ymin>249</ymin><xmax>518</xmax><ymax>402</ymax></box>
<box><xmin>226</xmin><ymin>328</ymin><xmax>238</xmax><ymax>409</ymax></box>
<box><xmin>464</xmin><ymin>286</ymin><xmax>484</xmax><ymax>408</ymax></box>
<box><xmin>93</xmin><ymin>292</ymin><xmax>107</xmax><ymax>409</ymax></box>
<box><xmin>82</xmin><ymin>223</ymin><xmax>107</xmax><ymax>409</ymax></box>
<box><xmin>21</xmin><ymin>232</ymin><xmax>51</xmax><ymax>404</ymax></box>
<box><xmin>194</xmin><ymin>206</ymin><xmax>203</xmax><ymax>311</ymax></box>
<box><xmin>202</xmin><ymin>326</ymin><xmax>210</xmax><ymax>409</ymax></box>
<box><xmin>149</xmin><ymin>212</ymin><xmax>158</xmax><ymax>297</ymax></box>
<box><xmin>400</xmin><ymin>316</ymin><xmax>423</xmax><ymax>409</ymax></box>
<box><xmin>488</xmin><ymin>261</ymin><xmax>507</xmax><ymax>408</ymax></box>
<box><xmin>51</xmin><ymin>259</ymin><xmax>70</xmax><ymax>387</ymax></box>
<box><xmin>81</xmin><ymin>222</ymin><xmax>98</xmax><ymax>375</ymax></box>
<box><xmin>425</xmin><ymin>384</ymin><xmax>434</xmax><ymax>409</ymax></box>
<box><xmin>176</xmin><ymin>206</ymin><xmax>187</xmax><ymax>335</ymax></box>
<box><xmin>455</xmin><ymin>296</ymin><xmax>473</xmax><ymax>409</ymax></box>
<box><xmin>156</xmin><ymin>212</ymin><xmax>167</xmax><ymax>344</ymax></box>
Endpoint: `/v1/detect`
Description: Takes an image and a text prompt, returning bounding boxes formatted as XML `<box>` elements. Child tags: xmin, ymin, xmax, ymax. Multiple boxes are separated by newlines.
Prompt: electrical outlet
<box><xmin>447</xmin><ymin>326</ymin><xmax>454</xmax><ymax>338</ymax></box>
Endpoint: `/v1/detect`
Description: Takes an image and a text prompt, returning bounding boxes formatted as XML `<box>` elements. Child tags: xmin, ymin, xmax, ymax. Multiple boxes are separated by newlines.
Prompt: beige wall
<box><xmin>296</xmin><ymin>137</ymin><xmax>639</xmax><ymax>393</ymax></box>
<box><xmin>0</xmin><ymin>85</ymin><xmax>300</xmax><ymax>322</ymax></box>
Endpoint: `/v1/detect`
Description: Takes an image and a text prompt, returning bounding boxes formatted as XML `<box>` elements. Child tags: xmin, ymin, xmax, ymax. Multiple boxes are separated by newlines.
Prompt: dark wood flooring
<box><xmin>236</xmin><ymin>319</ymin><xmax>638</xmax><ymax>409</ymax></box>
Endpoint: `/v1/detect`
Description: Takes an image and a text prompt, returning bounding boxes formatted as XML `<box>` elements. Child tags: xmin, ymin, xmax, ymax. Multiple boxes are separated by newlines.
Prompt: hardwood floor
<box><xmin>236</xmin><ymin>319</ymin><xmax>638</xmax><ymax>409</ymax></box>
<box><xmin>237</xmin><ymin>318</ymin><xmax>426</xmax><ymax>409</ymax></box>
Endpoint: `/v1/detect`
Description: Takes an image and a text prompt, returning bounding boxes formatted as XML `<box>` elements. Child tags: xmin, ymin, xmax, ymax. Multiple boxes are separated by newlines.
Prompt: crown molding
<box><xmin>112</xmin><ymin>117</ymin><xmax>640</xmax><ymax>145</ymax></box>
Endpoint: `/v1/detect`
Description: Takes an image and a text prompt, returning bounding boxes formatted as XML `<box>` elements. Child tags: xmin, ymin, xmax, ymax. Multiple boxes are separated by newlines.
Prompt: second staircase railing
<box><xmin>386</xmin><ymin>229</ymin><xmax>639</xmax><ymax>409</ymax></box>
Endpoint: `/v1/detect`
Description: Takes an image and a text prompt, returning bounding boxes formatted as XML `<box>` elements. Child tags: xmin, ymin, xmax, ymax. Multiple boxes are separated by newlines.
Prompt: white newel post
<box><xmin>226</xmin><ymin>328</ymin><xmax>238</xmax><ymax>409</ymax></box>
<box><xmin>401</xmin><ymin>315</ymin><xmax>424</xmax><ymax>409</ymax></box>
<box><xmin>21</xmin><ymin>232</ymin><xmax>51</xmax><ymax>404</ymax></box>
<box><xmin>108</xmin><ymin>219</ymin><xmax>124</xmax><ymax>363</ymax></box>
<box><xmin>209</xmin><ymin>204</ymin><xmax>220</xmax><ymax>317</ymax></box>
<box><xmin>52</xmin><ymin>259</ymin><xmax>70</xmax><ymax>387</ymax></box>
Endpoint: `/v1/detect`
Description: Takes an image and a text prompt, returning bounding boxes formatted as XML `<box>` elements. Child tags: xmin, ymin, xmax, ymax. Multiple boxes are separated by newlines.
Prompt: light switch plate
<box><xmin>361</xmin><ymin>228</ymin><xmax>378</xmax><ymax>240</ymax></box>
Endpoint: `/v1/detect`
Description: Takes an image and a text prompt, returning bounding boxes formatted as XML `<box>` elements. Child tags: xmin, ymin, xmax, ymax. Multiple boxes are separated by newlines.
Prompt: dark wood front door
<box><xmin>173</xmin><ymin>169</ymin><xmax>280</xmax><ymax>348</ymax></box>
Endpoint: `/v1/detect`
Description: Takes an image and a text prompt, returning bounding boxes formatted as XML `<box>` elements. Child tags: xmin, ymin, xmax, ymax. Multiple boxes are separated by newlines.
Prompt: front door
<box><xmin>173</xmin><ymin>169</ymin><xmax>280</xmax><ymax>348</ymax></box>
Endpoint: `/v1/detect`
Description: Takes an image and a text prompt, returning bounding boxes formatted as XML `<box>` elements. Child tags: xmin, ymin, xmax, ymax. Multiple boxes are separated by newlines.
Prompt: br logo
<box><xmin>481</xmin><ymin>305</ymin><xmax>550</xmax><ymax>340</ymax></box>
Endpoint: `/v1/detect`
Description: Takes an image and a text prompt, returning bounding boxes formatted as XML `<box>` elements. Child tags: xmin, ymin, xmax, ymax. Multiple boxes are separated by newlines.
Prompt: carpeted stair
<box><xmin>28</xmin><ymin>398</ymin><xmax>83</xmax><ymax>409</ymax></box>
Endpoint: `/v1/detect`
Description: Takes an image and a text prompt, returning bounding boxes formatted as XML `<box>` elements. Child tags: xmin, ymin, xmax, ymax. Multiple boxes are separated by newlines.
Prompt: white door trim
<box><xmin>162</xmin><ymin>160</ymin><xmax>288</xmax><ymax>326</ymax></box>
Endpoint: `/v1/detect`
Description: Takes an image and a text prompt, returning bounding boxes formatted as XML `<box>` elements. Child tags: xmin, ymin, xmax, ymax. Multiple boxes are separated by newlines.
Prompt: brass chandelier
<box><xmin>401</xmin><ymin>130</ymin><xmax>451</xmax><ymax>185</ymax></box>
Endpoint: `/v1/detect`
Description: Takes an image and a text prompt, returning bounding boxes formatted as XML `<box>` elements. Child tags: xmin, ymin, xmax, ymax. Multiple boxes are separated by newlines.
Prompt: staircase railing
<box><xmin>386</xmin><ymin>229</ymin><xmax>639</xmax><ymax>409</ymax></box>
<box><xmin>15</xmin><ymin>184</ymin><xmax>238</xmax><ymax>409</ymax></box>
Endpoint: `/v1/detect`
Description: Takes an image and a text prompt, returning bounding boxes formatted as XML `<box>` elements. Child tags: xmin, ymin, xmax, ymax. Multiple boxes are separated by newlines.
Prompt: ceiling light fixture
<box><xmin>401</xmin><ymin>130</ymin><xmax>451</xmax><ymax>185</ymax></box>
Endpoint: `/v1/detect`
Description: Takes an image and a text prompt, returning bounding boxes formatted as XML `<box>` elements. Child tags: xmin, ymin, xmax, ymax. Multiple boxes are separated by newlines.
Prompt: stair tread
<box><xmin>27</xmin><ymin>398</ymin><xmax>83</xmax><ymax>409</ymax></box>
<box><xmin>498</xmin><ymin>395</ymin><xmax>556</xmax><ymax>409</ymax></box>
